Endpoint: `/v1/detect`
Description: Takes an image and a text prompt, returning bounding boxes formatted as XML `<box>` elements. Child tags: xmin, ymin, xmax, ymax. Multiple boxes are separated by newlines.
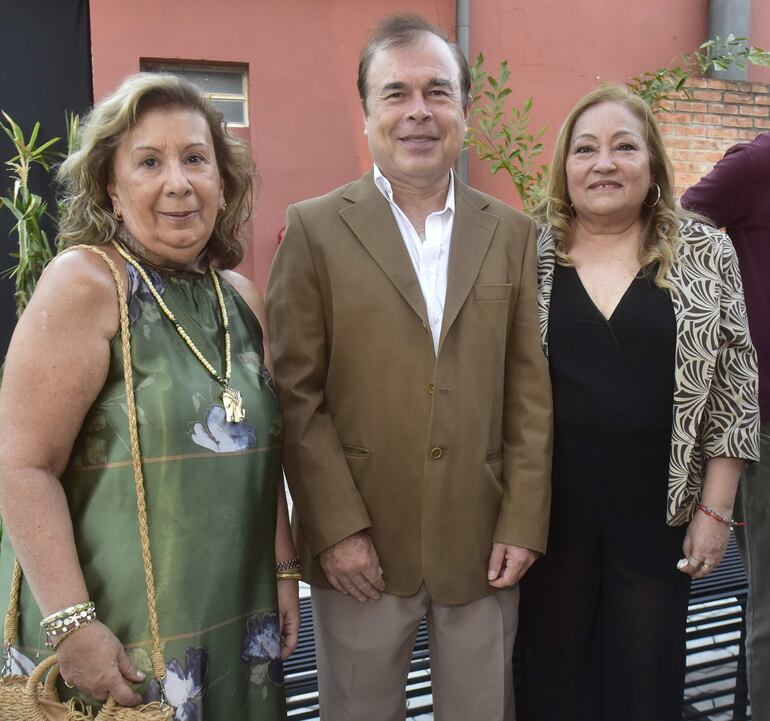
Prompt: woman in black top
<box><xmin>519</xmin><ymin>84</ymin><xmax>760</xmax><ymax>721</ymax></box>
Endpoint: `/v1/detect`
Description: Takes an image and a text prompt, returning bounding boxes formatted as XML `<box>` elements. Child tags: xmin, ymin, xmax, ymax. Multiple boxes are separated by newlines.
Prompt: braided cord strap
<box><xmin>5</xmin><ymin>244</ymin><xmax>173</xmax><ymax>718</ymax></box>
<box><xmin>64</xmin><ymin>243</ymin><xmax>167</xmax><ymax>684</ymax></box>
<box><xmin>2</xmin><ymin>559</ymin><xmax>22</xmax><ymax>677</ymax></box>
<box><xmin>3</xmin><ymin>559</ymin><xmax>22</xmax><ymax>647</ymax></box>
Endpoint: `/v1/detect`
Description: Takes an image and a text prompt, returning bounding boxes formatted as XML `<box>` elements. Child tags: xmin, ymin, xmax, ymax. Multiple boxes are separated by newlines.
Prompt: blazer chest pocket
<box><xmin>473</xmin><ymin>283</ymin><xmax>512</xmax><ymax>302</ymax></box>
<box><xmin>342</xmin><ymin>444</ymin><xmax>372</xmax><ymax>458</ymax></box>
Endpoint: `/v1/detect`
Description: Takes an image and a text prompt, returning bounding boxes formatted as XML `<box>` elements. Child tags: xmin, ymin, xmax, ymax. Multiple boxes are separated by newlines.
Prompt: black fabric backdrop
<box><xmin>0</xmin><ymin>0</ymin><xmax>93</xmax><ymax>359</ymax></box>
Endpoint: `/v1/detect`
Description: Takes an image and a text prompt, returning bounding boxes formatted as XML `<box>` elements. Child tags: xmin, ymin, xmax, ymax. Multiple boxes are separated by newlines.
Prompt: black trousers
<box><xmin>518</xmin><ymin>428</ymin><xmax>690</xmax><ymax>721</ymax></box>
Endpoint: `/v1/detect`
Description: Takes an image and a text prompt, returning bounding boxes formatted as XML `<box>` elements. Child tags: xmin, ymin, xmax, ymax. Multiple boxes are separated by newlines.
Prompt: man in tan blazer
<box><xmin>266</xmin><ymin>14</ymin><xmax>552</xmax><ymax>721</ymax></box>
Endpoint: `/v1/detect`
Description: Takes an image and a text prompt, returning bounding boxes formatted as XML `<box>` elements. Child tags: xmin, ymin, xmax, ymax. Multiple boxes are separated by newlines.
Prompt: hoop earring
<box><xmin>113</xmin><ymin>209</ymin><xmax>123</xmax><ymax>222</ymax></box>
<box><xmin>644</xmin><ymin>183</ymin><xmax>661</xmax><ymax>208</ymax></box>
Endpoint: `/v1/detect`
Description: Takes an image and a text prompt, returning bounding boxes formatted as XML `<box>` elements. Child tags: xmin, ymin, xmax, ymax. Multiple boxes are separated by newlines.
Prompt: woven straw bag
<box><xmin>0</xmin><ymin>245</ymin><xmax>174</xmax><ymax>721</ymax></box>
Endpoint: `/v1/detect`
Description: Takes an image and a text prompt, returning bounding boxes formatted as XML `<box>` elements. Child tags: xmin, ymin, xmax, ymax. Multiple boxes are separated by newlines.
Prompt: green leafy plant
<box><xmin>0</xmin><ymin>112</ymin><xmax>79</xmax><ymax>320</ymax></box>
<box><xmin>465</xmin><ymin>53</ymin><xmax>548</xmax><ymax>212</ymax></box>
<box><xmin>627</xmin><ymin>34</ymin><xmax>770</xmax><ymax>110</ymax></box>
<box><xmin>467</xmin><ymin>35</ymin><xmax>770</xmax><ymax>208</ymax></box>
<box><xmin>0</xmin><ymin>112</ymin><xmax>62</xmax><ymax>318</ymax></box>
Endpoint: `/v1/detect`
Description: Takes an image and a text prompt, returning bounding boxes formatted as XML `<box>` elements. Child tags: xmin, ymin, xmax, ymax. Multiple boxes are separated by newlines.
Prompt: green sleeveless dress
<box><xmin>0</xmin><ymin>259</ymin><xmax>287</xmax><ymax>720</ymax></box>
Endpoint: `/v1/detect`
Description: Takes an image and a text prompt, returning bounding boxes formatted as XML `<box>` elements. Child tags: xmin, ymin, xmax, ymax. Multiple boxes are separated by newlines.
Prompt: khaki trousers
<box><xmin>312</xmin><ymin>584</ymin><xmax>518</xmax><ymax>721</ymax></box>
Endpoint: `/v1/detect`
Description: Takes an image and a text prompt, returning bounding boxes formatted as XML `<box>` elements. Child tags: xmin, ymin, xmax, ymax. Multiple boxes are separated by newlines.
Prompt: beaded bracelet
<box><xmin>41</xmin><ymin>602</ymin><xmax>97</xmax><ymax>648</ymax></box>
<box><xmin>697</xmin><ymin>503</ymin><xmax>746</xmax><ymax>529</ymax></box>
<box><xmin>275</xmin><ymin>556</ymin><xmax>301</xmax><ymax>572</ymax></box>
<box><xmin>41</xmin><ymin>601</ymin><xmax>94</xmax><ymax>627</ymax></box>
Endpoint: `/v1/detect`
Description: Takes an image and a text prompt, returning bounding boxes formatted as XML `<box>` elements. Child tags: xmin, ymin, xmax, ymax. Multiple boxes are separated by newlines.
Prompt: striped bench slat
<box><xmin>286</xmin><ymin>538</ymin><xmax>750</xmax><ymax>719</ymax></box>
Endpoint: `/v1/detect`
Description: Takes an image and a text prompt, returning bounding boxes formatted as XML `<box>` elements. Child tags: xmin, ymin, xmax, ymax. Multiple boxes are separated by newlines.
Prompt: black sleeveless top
<box><xmin>548</xmin><ymin>264</ymin><xmax>676</xmax><ymax>437</ymax></box>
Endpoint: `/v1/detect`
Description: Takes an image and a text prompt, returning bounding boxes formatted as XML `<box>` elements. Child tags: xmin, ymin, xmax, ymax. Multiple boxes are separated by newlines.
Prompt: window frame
<box><xmin>140</xmin><ymin>59</ymin><xmax>249</xmax><ymax>128</ymax></box>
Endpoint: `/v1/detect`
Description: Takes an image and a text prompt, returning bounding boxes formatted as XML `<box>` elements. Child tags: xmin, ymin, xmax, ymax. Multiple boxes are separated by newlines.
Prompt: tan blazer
<box><xmin>266</xmin><ymin>172</ymin><xmax>552</xmax><ymax>605</ymax></box>
<box><xmin>537</xmin><ymin>218</ymin><xmax>760</xmax><ymax>526</ymax></box>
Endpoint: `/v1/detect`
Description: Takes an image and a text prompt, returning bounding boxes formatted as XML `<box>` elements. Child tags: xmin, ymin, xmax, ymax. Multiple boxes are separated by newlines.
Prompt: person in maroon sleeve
<box><xmin>681</xmin><ymin>132</ymin><xmax>770</xmax><ymax>721</ymax></box>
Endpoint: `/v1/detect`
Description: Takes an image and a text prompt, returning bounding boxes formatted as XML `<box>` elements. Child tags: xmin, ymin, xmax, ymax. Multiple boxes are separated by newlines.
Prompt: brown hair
<box><xmin>357</xmin><ymin>14</ymin><xmax>471</xmax><ymax>114</ymax></box>
<box><xmin>56</xmin><ymin>72</ymin><xmax>255</xmax><ymax>269</ymax></box>
<box><xmin>534</xmin><ymin>83</ymin><xmax>689</xmax><ymax>287</ymax></box>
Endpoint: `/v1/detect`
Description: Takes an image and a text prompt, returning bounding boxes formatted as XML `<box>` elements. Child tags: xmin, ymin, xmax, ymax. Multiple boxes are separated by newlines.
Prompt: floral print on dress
<box><xmin>237</xmin><ymin>352</ymin><xmax>283</xmax><ymax>438</ymax></box>
<box><xmin>126</xmin><ymin>263</ymin><xmax>165</xmax><ymax>327</ymax></box>
<box><xmin>144</xmin><ymin>647</ymin><xmax>207</xmax><ymax>721</ymax></box>
<box><xmin>238</xmin><ymin>351</ymin><xmax>277</xmax><ymax>396</ymax></box>
<box><xmin>189</xmin><ymin>405</ymin><xmax>257</xmax><ymax>452</ymax></box>
<box><xmin>69</xmin><ymin>374</ymin><xmax>156</xmax><ymax>468</ymax></box>
<box><xmin>2</xmin><ymin>645</ymin><xmax>35</xmax><ymax>676</ymax></box>
<box><xmin>242</xmin><ymin>611</ymin><xmax>284</xmax><ymax>693</ymax></box>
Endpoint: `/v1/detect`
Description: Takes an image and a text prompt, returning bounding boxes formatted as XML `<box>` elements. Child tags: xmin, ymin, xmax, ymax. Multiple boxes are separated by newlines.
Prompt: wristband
<box><xmin>275</xmin><ymin>556</ymin><xmax>301</xmax><ymax>572</ymax></box>
<box><xmin>41</xmin><ymin>602</ymin><xmax>97</xmax><ymax>648</ymax></box>
<box><xmin>276</xmin><ymin>572</ymin><xmax>303</xmax><ymax>581</ymax></box>
<box><xmin>697</xmin><ymin>503</ymin><xmax>746</xmax><ymax>529</ymax></box>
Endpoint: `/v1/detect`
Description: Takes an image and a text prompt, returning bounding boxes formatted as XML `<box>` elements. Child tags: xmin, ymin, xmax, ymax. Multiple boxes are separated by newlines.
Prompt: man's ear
<box><xmin>362</xmin><ymin>101</ymin><xmax>369</xmax><ymax>136</ymax></box>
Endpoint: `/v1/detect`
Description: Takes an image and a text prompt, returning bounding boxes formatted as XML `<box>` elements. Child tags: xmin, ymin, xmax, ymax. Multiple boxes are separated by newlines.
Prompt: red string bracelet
<box><xmin>697</xmin><ymin>503</ymin><xmax>746</xmax><ymax>528</ymax></box>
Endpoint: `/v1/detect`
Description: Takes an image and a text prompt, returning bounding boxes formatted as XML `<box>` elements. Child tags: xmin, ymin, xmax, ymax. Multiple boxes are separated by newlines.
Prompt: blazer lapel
<box><xmin>439</xmin><ymin>180</ymin><xmax>498</xmax><ymax>352</ymax></box>
<box><xmin>339</xmin><ymin>173</ymin><xmax>429</xmax><ymax>326</ymax></box>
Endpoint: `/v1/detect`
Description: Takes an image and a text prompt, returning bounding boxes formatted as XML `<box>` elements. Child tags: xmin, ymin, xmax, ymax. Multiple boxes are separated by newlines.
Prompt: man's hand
<box><xmin>487</xmin><ymin>543</ymin><xmax>539</xmax><ymax>588</ymax></box>
<box><xmin>319</xmin><ymin>531</ymin><xmax>385</xmax><ymax>602</ymax></box>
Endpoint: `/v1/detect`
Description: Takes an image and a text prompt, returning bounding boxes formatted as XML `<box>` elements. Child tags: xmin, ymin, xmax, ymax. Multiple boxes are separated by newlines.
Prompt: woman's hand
<box><xmin>678</xmin><ymin>510</ymin><xmax>731</xmax><ymax>579</ymax></box>
<box><xmin>679</xmin><ymin>457</ymin><xmax>743</xmax><ymax>578</ymax></box>
<box><xmin>277</xmin><ymin>579</ymin><xmax>300</xmax><ymax>660</ymax></box>
<box><xmin>56</xmin><ymin>621</ymin><xmax>146</xmax><ymax>706</ymax></box>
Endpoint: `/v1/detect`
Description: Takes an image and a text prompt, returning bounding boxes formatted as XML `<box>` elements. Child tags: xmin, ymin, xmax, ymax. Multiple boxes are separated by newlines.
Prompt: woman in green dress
<box><xmin>0</xmin><ymin>73</ymin><xmax>299</xmax><ymax>719</ymax></box>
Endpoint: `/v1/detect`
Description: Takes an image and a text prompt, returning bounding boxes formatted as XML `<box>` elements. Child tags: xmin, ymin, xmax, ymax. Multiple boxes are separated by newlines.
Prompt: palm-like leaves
<box><xmin>0</xmin><ymin>111</ymin><xmax>69</xmax><ymax>318</ymax></box>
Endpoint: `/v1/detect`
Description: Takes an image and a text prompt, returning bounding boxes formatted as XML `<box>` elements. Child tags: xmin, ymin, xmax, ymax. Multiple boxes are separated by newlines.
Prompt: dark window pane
<box><xmin>142</xmin><ymin>63</ymin><xmax>244</xmax><ymax>95</ymax></box>
<box><xmin>174</xmin><ymin>68</ymin><xmax>244</xmax><ymax>95</ymax></box>
<box><xmin>211</xmin><ymin>98</ymin><xmax>246</xmax><ymax>125</ymax></box>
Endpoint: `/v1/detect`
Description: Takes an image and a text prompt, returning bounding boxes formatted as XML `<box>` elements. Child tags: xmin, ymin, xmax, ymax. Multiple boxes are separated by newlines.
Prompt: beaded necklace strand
<box><xmin>112</xmin><ymin>240</ymin><xmax>245</xmax><ymax>423</ymax></box>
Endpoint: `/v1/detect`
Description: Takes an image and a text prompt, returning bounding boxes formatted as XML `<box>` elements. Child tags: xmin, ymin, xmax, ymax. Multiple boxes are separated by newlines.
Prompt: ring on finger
<box><xmin>703</xmin><ymin>562</ymin><xmax>713</xmax><ymax>570</ymax></box>
<box><xmin>689</xmin><ymin>557</ymin><xmax>703</xmax><ymax>566</ymax></box>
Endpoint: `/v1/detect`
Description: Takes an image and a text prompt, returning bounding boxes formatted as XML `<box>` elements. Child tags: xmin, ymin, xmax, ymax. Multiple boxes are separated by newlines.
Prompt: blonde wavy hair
<box><xmin>534</xmin><ymin>84</ymin><xmax>685</xmax><ymax>287</ymax></box>
<box><xmin>56</xmin><ymin>73</ymin><xmax>255</xmax><ymax>269</ymax></box>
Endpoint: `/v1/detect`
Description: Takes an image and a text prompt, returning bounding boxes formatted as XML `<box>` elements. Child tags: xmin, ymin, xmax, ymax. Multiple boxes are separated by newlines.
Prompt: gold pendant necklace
<box><xmin>113</xmin><ymin>240</ymin><xmax>245</xmax><ymax>423</ymax></box>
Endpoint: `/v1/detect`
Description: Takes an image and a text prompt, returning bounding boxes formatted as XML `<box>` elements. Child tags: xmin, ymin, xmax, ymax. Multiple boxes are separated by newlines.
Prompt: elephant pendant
<box><xmin>222</xmin><ymin>386</ymin><xmax>245</xmax><ymax>423</ymax></box>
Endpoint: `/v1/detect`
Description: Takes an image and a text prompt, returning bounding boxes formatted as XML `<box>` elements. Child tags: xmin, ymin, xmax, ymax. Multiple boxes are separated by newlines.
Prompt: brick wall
<box><xmin>656</xmin><ymin>77</ymin><xmax>770</xmax><ymax>197</ymax></box>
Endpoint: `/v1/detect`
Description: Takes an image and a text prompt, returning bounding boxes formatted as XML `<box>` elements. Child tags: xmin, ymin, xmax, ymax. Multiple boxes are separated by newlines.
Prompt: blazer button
<box><xmin>427</xmin><ymin>383</ymin><xmax>435</xmax><ymax>395</ymax></box>
<box><xmin>430</xmin><ymin>447</ymin><xmax>443</xmax><ymax>459</ymax></box>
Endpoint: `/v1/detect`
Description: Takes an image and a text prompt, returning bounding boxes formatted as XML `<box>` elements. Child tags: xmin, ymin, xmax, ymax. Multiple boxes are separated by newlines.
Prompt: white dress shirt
<box><xmin>373</xmin><ymin>165</ymin><xmax>455</xmax><ymax>354</ymax></box>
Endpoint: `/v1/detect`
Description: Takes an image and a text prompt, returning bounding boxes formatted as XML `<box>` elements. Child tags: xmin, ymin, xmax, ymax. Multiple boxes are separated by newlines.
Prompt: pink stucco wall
<box><xmin>749</xmin><ymin>1</ymin><xmax>770</xmax><ymax>83</ymax></box>
<box><xmin>91</xmin><ymin>0</ymin><xmax>454</xmax><ymax>288</ymax></box>
<box><xmin>467</xmin><ymin>0</ymin><xmax>708</xmax><ymax>204</ymax></box>
<box><xmin>92</xmin><ymin>1</ymin><xmax>732</xmax><ymax>283</ymax></box>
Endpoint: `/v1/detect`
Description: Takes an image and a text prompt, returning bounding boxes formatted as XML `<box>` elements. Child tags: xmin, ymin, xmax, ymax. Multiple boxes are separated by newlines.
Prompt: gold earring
<box><xmin>644</xmin><ymin>183</ymin><xmax>661</xmax><ymax>208</ymax></box>
<box><xmin>113</xmin><ymin>209</ymin><xmax>123</xmax><ymax>222</ymax></box>
<box><xmin>220</xmin><ymin>198</ymin><xmax>228</xmax><ymax>213</ymax></box>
